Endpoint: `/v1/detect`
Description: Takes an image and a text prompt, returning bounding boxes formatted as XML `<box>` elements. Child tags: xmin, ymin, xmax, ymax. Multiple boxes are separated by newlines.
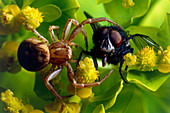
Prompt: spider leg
<box><xmin>65</xmin><ymin>61</ymin><xmax>112</xmax><ymax>88</ymax></box>
<box><xmin>80</xmin><ymin>17</ymin><xmax>123</xmax><ymax>29</ymax></box>
<box><xmin>63</xmin><ymin>19</ymin><xmax>88</xmax><ymax>50</ymax></box>
<box><xmin>49</xmin><ymin>25</ymin><xmax>60</xmax><ymax>42</ymax></box>
<box><xmin>60</xmin><ymin>19</ymin><xmax>87</xmax><ymax>50</ymax></box>
<box><xmin>25</xmin><ymin>24</ymin><xmax>49</xmax><ymax>45</ymax></box>
<box><xmin>44</xmin><ymin>66</ymin><xmax>63</xmax><ymax>99</ymax></box>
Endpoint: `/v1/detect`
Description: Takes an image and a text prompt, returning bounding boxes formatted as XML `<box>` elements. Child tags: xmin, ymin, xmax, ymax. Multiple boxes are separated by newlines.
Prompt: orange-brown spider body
<box><xmin>49</xmin><ymin>41</ymin><xmax>73</xmax><ymax>65</ymax></box>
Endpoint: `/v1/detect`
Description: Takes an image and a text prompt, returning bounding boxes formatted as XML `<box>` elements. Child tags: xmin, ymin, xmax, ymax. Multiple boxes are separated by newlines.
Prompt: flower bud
<box><xmin>158</xmin><ymin>46</ymin><xmax>170</xmax><ymax>73</ymax></box>
<box><xmin>21</xmin><ymin>6</ymin><xmax>43</xmax><ymax>29</ymax></box>
<box><xmin>0</xmin><ymin>5</ymin><xmax>22</xmax><ymax>35</ymax></box>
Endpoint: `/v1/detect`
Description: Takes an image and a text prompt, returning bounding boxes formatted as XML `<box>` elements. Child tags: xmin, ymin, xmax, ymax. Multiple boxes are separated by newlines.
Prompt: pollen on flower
<box><xmin>137</xmin><ymin>46</ymin><xmax>157</xmax><ymax>71</ymax></box>
<box><xmin>123</xmin><ymin>53</ymin><xmax>137</xmax><ymax>67</ymax></box>
<box><xmin>1</xmin><ymin>89</ymin><xmax>24</xmax><ymax>113</ymax></box>
<box><xmin>75</xmin><ymin>57</ymin><xmax>99</xmax><ymax>83</ymax></box>
<box><xmin>21</xmin><ymin>6</ymin><xmax>43</xmax><ymax>29</ymax></box>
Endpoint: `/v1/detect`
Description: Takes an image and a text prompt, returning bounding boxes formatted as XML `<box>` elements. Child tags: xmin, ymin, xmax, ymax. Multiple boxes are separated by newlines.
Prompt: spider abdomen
<box><xmin>49</xmin><ymin>42</ymin><xmax>73</xmax><ymax>65</ymax></box>
<box><xmin>17</xmin><ymin>38</ymin><xmax>50</xmax><ymax>71</ymax></box>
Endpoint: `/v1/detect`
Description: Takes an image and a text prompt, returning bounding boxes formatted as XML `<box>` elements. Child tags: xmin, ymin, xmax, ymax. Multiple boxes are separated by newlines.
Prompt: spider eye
<box><xmin>109</xmin><ymin>29</ymin><xmax>122</xmax><ymax>48</ymax></box>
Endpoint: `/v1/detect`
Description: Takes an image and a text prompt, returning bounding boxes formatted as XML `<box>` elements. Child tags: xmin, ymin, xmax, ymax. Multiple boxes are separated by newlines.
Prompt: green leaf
<box><xmin>31</xmin><ymin>0</ymin><xmax>80</xmax><ymax>46</ymax></box>
<box><xmin>0</xmin><ymin>70</ymin><xmax>48</xmax><ymax>109</ymax></box>
<box><xmin>127</xmin><ymin>70</ymin><xmax>170</xmax><ymax>91</ymax></box>
<box><xmin>103</xmin><ymin>0</ymin><xmax>150</xmax><ymax>27</ymax></box>
<box><xmin>139</xmin><ymin>0</ymin><xmax>170</xmax><ymax>28</ymax></box>
<box><xmin>34</xmin><ymin>72</ymin><xmax>55</xmax><ymax>100</ymax></box>
<box><xmin>22</xmin><ymin>0</ymin><xmax>34</xmax><ymax>8</ymax></box>
<box><xmin>39</xmin><ymin>4</ymin><xmax>62</xmax><ymax>22</ymax></box>
<box><xmin>106</xmin><ymin>84</ymin><xmax>135</xmax><ymax>113</ymax></box>
<box><xmin>89</xmin><ymin>80</ymin><xmax>124</xmax><ymax>110</ymax></box>
<box><xmin>157</xmin><ymin>13</ymin><xmax>170</xmax><ymax>49</ymax></box>
<box><xmin>96</xmin><ymin>0</ymin><xmax>112</xmax><ymax>5</ymax></box>
<box><xmin>93</xmin><ymin>104</ymin><xmax>105</xmax><ymax>113</ymax></box>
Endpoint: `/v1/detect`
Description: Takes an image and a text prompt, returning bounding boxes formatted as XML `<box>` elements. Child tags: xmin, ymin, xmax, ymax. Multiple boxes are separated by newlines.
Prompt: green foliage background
<box><xmin>0</xmin><ymin>0</ymin><xmax>170</xmax><ymax>113</ymax></box>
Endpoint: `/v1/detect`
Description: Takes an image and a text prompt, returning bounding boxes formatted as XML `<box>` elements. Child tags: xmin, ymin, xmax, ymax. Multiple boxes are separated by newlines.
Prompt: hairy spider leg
<box><xmin>44</xmin><ymin>65</ymin><xmax>63</xmax><ymax>99</ymax></box>
<box><xmin>25</xmin><ymin>24</ymin><xmax>49</xmax><ymax>45</ymax></box>
<box><xmin>49</xmin><ymin>26</ymin><xmax>60</xmax><ymax>42</ymax></box>
<box><xmin>62</xmin><ymin>19</ymin><xmax>88</xmax><ymax>50</ymax></box>
<box><xmin>64</xmin><ymin>61</ymin><xmax>113</xmax><ymax>88</ymax></box>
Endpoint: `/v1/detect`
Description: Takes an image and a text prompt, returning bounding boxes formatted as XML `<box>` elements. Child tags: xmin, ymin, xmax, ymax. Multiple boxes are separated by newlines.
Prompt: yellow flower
<box><xmin>122</xmin><ymin>0</ymin><xmax>135</xmax><ymax>9</ymax></box>
<box><xmin>0</xmin><ymin>5</ymin><xmax>22</xmax><ymax>35</ymax></box>
<box><xmin>75</xmin><ymin>57</ymin><xmax>99</xmax><ymax>83</ymax></box>
<box><xmin>1</xmin><ymin>89</ymin><xmax>44</xmax><ymax>113</ymax></box>
<box><xmin>136</xmin><ymin>46</ymin><xmax>157</xmax><ymax>71</ymax></box>
<box><xmin>1</xmin><ymin>89</ymin><xmax>24</xmax><ymax>113</ymax></box>
<box><xmin>21</xmin><ymin>6</ymin><xmax>43</xmax><ymax>29</ymax></box>
<box><xmin>158</xmin><ymin>46</ymin><xmax>170</xmax><ymax>73</ymax></box>
<box><xmin>123</xmin><ymin>53</ymin><xmax>137</xmax><ymax>66</ymax></box>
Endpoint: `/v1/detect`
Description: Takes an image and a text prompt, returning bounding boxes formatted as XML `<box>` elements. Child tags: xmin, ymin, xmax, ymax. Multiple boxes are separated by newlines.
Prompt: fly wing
<box><xmin>130</xmin><ymin>34</ymin><xmax>160</xmax><ymax>51</ymax></box>
<box><xmin>84</xmin><ymin>12</ymin><xmax>101</xmax><ymax>32</ymax></box>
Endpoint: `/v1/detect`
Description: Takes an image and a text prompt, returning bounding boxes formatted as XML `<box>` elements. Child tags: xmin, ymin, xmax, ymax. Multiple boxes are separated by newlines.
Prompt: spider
<box><xmin>17</xmin><ymin>19</ymin><xmax>113</xmax><ymax>99</ymax></box>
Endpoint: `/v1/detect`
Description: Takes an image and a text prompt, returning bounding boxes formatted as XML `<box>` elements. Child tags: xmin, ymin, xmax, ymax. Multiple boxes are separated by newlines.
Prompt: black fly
<box><xmin>77</xmin><ymin>12</ymin><xmax>160</xmax><ymax>84</ymax></box>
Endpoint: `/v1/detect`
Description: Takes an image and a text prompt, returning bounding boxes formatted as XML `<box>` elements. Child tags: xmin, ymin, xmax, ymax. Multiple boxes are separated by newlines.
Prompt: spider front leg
<box><xmin>44</xmin><ymin>66</ymin><xmax>63</xmax><ymax>99</ymax></box>
<box><xmin>25</xmin><ymin>24</ymin><xmax>49</xmax><ymax>45</ymax></box>
<box><xmin>64</xmin><ymin>19</ymin><xmax>88</xmax><ymax>50</ymax></box>
<box><xmin>65</xmin><ymin>62</ymin><xmax>113</xmax><ymax>88</ymax></box>
<box><xmin>80</xmin><ymin>17</ymin><xmax>123</xmax><ymax>29</ymax></box>
<box><xmin>49</xmin><ymin>25</ymin><xmax>60</xmax><ymax>42</ymax></box>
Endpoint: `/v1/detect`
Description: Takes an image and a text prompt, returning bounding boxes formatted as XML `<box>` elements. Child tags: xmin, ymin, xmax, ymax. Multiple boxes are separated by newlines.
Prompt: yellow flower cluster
<box><xmin>137</xmin><ymin>46</ymin><xmax>157</xmax><ymax>71</ymax></box>
<box><xmin>122</xmin><ymin>0</ymin><xmax>135</xmax><ymax>9</ymax></box>
<box><xmin>1</xmin><ymin>89</ymin><xmax>44</xmax><ymax>113</ymax></box>
<box><xmin>1</xmin><ymin>89</ymin><xmax>24</xmax><ymax>113</ymax></box>
<box><xmin>75</xmin><ymin>57</ymin><xmax>99</xmax><ymax>83</ymax></box>
<box><xmin>0</xmin><ymin>4</ymin><xmax>43</xmax><ymax>35</ymax></box>
<box><xmin>21</xmin><ymin>6</ymin><xmax>43</xmax><ymax>29</ymax></box>
<box><xmin>124</xmin><ymin>46</ymin><xmax>157</xmax><ymax>71</ymax></box>
<box><xmin>123</xmin><ymin>53</ymin><xmax>137</xmax><ymax>66</ymax></box>
<box><xmin>158</xmin><ymin>46</ymin><xmax>170</xmax><ymax>73</ymax></box>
